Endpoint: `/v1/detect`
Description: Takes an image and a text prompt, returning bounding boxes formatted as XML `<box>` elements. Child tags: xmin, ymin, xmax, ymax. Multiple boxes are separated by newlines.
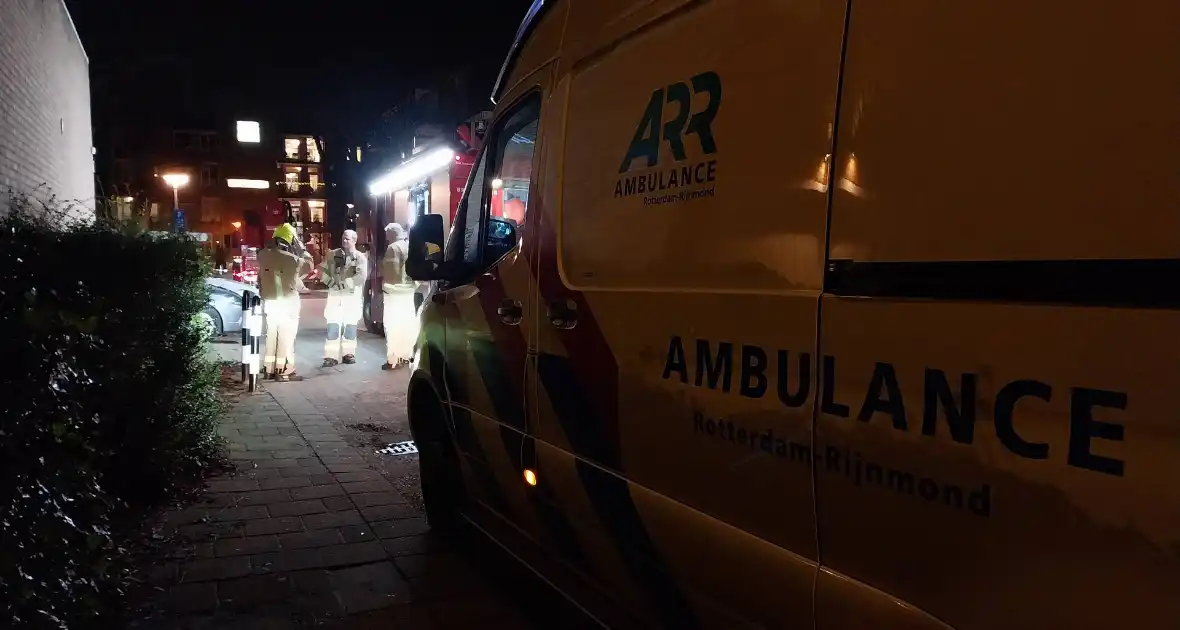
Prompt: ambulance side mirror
<box><xmin>483</xmin><ymin>218</ymin><xmax>518</xmax><ymax>265</ymax></box>
<box><xmin>406</xmin><ymin>214</ymin><xmax>449</xmax><ymax>282</ymax></box>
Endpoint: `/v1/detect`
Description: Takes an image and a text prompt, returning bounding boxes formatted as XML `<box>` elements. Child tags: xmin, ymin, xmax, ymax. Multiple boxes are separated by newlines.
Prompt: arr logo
<box><xmin>618</xmin><ymin>71</ymin><xmax>722</xmax><ymax>174</ymax></box>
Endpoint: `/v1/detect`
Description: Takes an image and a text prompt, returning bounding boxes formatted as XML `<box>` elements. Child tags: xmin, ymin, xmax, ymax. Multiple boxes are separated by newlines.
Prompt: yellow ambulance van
<box><xmin>399</xmin><ymin>0</ymin><xmax>1180</xmax><ymax>627</ymax></box>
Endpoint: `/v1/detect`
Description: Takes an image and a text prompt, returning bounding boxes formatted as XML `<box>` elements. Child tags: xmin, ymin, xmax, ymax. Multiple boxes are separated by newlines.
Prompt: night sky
<box><xmin>65</xmin><ymin>0</ymin><xmax>535</xmax><ymax>138</ymax></box>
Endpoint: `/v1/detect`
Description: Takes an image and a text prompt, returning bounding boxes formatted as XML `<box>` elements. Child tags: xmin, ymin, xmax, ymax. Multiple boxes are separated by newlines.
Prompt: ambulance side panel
<box><xmin>532</xmin><ymin>0</ymin><xmax>847</xmax><ymax>626</ymax></box>
<box><xmin>816</xmin><ymin>2</ymin><xmax>1180</xmax><ymax>629</ymax></box>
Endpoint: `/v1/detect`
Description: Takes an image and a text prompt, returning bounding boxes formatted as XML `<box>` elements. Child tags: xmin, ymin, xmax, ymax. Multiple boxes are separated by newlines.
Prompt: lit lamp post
<box><xmin>162</xmin><ymin>172</ymin><xmax>190</xmax><ymax>211</ymax></box>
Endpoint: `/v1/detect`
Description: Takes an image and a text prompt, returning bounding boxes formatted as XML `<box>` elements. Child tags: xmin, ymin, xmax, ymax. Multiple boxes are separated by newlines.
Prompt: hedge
<box><xmin>0</xmin><ymin>195</ymin><xmax>225</xmax><ymax>628</ymax></box>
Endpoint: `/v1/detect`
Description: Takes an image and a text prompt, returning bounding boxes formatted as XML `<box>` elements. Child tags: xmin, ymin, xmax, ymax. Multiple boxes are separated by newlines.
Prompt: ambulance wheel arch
<box><xmin>407</xmin><ymin>374</ymin><xmax>466</xmax><ymax>535</ymax></box>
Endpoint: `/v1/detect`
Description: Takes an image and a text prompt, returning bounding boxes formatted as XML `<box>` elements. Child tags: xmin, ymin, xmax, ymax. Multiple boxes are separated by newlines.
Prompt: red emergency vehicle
<box><xmin>361</xmin><ymin>115</ymin><xmax>488</xmax><ymax>334</ymax></box>
<box><xmin>230</xmin><ymin>200</ymin><xmax>289</xmax><ymax>286</ymax></box>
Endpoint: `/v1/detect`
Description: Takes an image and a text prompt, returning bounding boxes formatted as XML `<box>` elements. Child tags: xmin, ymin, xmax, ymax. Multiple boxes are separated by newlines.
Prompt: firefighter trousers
<box><xmin>263</xmin><ymin>296</ymin><xmax>300</xmax><ymax>375</ymax></box>
<box><xmin>324</xmin><ymin>291</ymin><xmax>363</xmax><ymax>360</ymax></box>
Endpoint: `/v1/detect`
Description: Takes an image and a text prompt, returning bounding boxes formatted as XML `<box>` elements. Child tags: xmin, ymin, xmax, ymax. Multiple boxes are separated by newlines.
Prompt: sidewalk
<box><xmin>136</xmin><ymin>387</ymin><xmax>531</xmax><ymax>629</ymax></box>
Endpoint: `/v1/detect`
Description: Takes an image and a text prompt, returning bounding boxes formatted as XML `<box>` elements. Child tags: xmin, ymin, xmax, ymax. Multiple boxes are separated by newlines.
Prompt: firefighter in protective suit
<box><xmin>258</xmin><ymin>224</ymin><xmax>304</xmax><ymax>381</ymax></box>
<box><xmin>381</xmin><ymin>223</ymin><xmax>418</xmax><ymax>371</ymax></box>
<box><xmin>320</xmin><ymin>229</ymin><xmax>367</xmax><ymax>367</ymax></box>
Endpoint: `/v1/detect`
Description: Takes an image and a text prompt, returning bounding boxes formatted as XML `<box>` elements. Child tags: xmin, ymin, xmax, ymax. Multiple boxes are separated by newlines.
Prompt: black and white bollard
<box><xmin>240</xmin><ymin>290</ymin><xmax>251</xmax><ymax>383</ymax></box>
<box><xmin>241</xmin><ymin>291</ymin><xmax>263</xmax><ymax>392</ymax></box>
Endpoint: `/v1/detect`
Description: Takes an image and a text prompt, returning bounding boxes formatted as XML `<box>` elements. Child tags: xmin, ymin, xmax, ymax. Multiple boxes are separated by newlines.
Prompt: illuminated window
<box><xmin>283</xmin><ymin>165</ymin><xmax>301</xmax><ymax>192</ymax></box>
<box><xmin>308</xmin><ymin>165</ymin><xmax>321</xmax><ymax>190</ymax></box>
<box><xmin>114</xmin><ymin>198</ymin><xmax>133</xmax><ymax>220</ymax></box>
<box><xmin>306</xmin><ymin>137</ymin><xmax>321</xmax><ymax>163</ymax></box>
<box><xmin>307</xmin><ymin>200</ymin><xmax>325</xmax><ymax>224</ymax></box>
<box><xmin>284</xmin><ymin>138</ymin><xmax>302</xmax><ymax>160</ymax></box>
<box><xmin>227</xmin><ymin>179</ymin><xmax>269</xmax><ymax>189</ymax></box>
<box><xmin>356</xmin><ymin>147</ymin><xmax>362</xmax><ymax>162</ymax></box>
<box><xmin>236</xmin><ymin>121</ymin><xmax>261</xmax><ymax>143</ymax></box>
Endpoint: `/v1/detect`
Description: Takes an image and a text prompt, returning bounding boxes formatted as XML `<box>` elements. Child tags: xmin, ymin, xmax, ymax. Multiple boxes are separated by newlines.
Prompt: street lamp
<box><xmin>162</xmin><ymin>173</ymin><xmax>190</xmax><ymax>210</ymax></box>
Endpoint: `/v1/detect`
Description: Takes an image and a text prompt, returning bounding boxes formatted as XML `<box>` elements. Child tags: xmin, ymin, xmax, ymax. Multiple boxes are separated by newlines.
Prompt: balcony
<box><xmin>278</xmin><ymin>182</ymin><xmax>328</xmax><ymax>198</ymax></box>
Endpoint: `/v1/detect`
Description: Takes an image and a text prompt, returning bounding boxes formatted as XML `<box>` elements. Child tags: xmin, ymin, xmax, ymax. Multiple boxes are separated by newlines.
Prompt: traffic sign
<box><xmin>174</xmin><ymin>209</ymin><xmax>186</xmax><ymax>232</ymax></box>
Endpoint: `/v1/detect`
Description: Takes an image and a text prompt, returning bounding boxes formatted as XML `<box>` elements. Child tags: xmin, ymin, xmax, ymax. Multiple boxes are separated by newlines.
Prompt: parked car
<box><xmin>201</xmin><ymin>277</ymin><xmax>261</xmax><ymax>337</ymax></box>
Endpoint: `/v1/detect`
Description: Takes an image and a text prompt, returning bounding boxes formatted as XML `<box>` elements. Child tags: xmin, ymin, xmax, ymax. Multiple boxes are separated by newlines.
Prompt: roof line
<box><xmin>490</xmin><ymin>0</ymin><xmax>549</xmax><ymax>105</ymax></box>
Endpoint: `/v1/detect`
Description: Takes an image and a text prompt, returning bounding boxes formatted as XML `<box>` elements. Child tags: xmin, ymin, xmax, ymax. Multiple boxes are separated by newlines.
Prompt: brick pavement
<box><xmin>136</xmin><ymin>384</ymin><xmax>536</xmax><ymax>629</ymax></box>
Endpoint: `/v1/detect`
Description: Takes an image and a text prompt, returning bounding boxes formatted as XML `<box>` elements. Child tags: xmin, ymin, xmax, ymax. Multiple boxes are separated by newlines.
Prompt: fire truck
<box><xmin>230</xmin><ymin>200</ymin><xmax>299</xmax><ymax>286</ymax></box>
<box><xmin>361</xmin><ymin>113</ymin><xmax>490</xmax><ymax>334</ymax></box>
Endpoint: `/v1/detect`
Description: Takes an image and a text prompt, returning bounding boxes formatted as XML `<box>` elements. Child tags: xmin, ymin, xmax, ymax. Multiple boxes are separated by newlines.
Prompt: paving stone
<box><xmin>319</xmin><ymin>455</ymin><xmax>366</xmax><ymax>466</ymax></box>
<box><xmin>207</xmin><ymin>478</ymin><xmax>261</xmax><ymax>493</ymax></box>
<box><xmin>351</xmin><ymin>492</ymin><xmax>403</xmax><ymax>509</ymax></box>
<box><xmin>244</xmin><ymin>516</ymin><xmax>306</xmax><ymax>536</ymax></box>
<box><xmin>340</xmin><ymin>480</ymin><xmax>395</xmax><ymax>495</ymax></box>
<box><xmin>289</xmin><ymin>414</ymin><xmax>330</xmax><ymax>423</ymax></box>
<box><xmin>208</xmin><ymin>489</ymin><xmax>293</xmax><ymax>507</ymax></box>
<box><xmin>254</xmin><ymin>458</ymin><xmax>303</xmax><ymax>469</ymax></box>
<box><xmin>209</xmin><ymin>505</ymin><xmax>270</xmax><ymax>522</ymax></box>
<box><xmin>290</xmin><ymin>484</ymin><xmax>344</xmax><ymax>501</ymax></box>
<box><xmin>322</xmin><ymin>495</ymin><xmax>356</xmax><ymax>511</ymax></box>
<box><xmin>303</xmin><ymin>510</ymin><xmax>365</xmax><ymax>530</ymax></box>
<box><xmin>139</xmin><ymin>375</ymin><xmax>553</xmax><ymax>627</ymax></box>
<box><xmin>252</xmin><ymin>548</ymin><xmax>326</xmax><ymax>573</ymax></box>
<box><xmin>279</xmin><ymin>529</ymin><xmax>344</xmax><ymax>550</ymax></box>
<box><xmin>370</xmin><ymin>518</ymin><xmax>430</xmax><ymax>539</ymax></box>
<box><xmin>284</xmin><ymin>465</ymin><xmax>330</xmax><ymax>477</ymax></box>
<box><xmin>244</xmin><ymin>468</ymin><xmax>284</xmax><ymax>479</ymax></box>
<box><xmin>339</xmin><ymin>523</ymin><xmax>376</xmax><ymax>543</ymax></box>
<box><xmin>333</xmin><ymin>470</ymin><xmax>382</xmax><ymax>483</ymax></box>
<box><xmin>215</xmin><ymin>535</ymin><xmax>281</xmax><ymax>557</ymax></box>
<box><xmin>258</xmin><ymin>476</ymin><xmax>313</xmax><ymax>490</ymax></box>
<box><xmin>160</xmin><ymin>582</ymin><xmax>219</xmax><ymax>614</ymax></box>
<box><xmin>192</xmin><ymin>542</ymin><xmax>217</xmax><ymax>559</ymax></box>
<box><xmin>329</xmin><ymin>561</ymin><xmax>413</xmax><ymax>613</ymax></box>
<box><xmin>268</xmin><ymin>500</ymin><xmax>328</xmax><ymax>517</ymax></box>
<box><xmin>271</xmin><ymin>450</ymin><xmax>314</xmax><ymax>459</ymax></box>
<box><xmin>178</xmin><ymin>521</ymin><xmax>245</xmax><ymax>540</ymax></box>
<box><xmin>360</xmin><ymin>503</ymin><xmax>418</xmax><ymax>522</ymax></box>
<box><xmin>320</xmin><ymin>541</ymin><xmax>388</xmax><ymax>566</ymax></box>
<box><xmin>166</xmin><ymin>507</ymin><xmax>210</xmax><ymax>526</ymax></box>
<box><xmin>216</xmin><ymin>574</ymin><xmax>293</xmax><ymax>608</ymax></box>
<box><xmin>380</xmin><ymin>535</ymin><xmax>443</xmax><ymax>558</ymax></box>
<box><xmin>325</xmin><ymin>463</ymin><xmax>372</xmax><ymax>474</ymax></box>
<box><xmin>239</xmin><ymin>427</ymin><xmax>280</xmax><ymax>437</ymax></box>
<box><xmin>309</xmin><ymin>473</ymin><xmax>338</xmax><ymax>486</ymax></box>
<box><xmin>289</xmin><ymin>568</ymin><xmax>334</xmax><ymax>596</ymax></box>
<box><xmin>183</xmin><ymin>556</ymin><xmax>253</xmax><ymax>582</ymax></box>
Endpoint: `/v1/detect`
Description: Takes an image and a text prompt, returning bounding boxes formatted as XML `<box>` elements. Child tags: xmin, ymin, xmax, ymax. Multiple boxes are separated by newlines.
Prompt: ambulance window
<box><xmin>445</xmin><ymin>149</ymin><xmax>489</xmax><ymax>265</ymax></box>
<box><xmin>487</xmin><ymin>93</ymin><xmax>541</xmax><ymax>231</ymax></box>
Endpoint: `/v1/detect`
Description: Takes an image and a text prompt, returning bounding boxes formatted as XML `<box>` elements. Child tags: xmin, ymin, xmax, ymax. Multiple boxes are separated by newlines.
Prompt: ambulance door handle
<box><xmin>547</xmin><ymin>298</ymin><xmax>577</xmax><ymax>330</ymax></box>
<box><xmin>497</xmin><ymin>298</ymin><xmax>523</xmax><ymax>326</ymax></box>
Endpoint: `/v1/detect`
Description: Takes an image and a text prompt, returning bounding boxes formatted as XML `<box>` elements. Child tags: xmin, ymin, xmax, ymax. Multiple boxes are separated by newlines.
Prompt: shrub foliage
<box><xmin>0</xmin><ymin>195</ymin><xmax>224</xmax><ymax>628</ymax></box>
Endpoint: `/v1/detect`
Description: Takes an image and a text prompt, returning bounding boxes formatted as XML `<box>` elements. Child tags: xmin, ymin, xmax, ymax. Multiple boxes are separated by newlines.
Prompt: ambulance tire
<box><xmin>412</xmin><ymin>389</ymin><xmax>465</xmax><ymax>539</ymax></box>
